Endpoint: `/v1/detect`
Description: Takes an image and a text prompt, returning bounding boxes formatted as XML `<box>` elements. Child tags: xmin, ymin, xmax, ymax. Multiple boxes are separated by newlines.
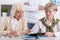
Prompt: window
<box><xmin>1</xmin><ymin>5</ymin><xmax>12</xmax><ymax>17</ymax></box>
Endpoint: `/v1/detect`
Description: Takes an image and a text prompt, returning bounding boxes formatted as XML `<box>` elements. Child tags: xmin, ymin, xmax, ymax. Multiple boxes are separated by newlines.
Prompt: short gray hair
<box><xmin>11</xmin><ymin>3</ymin><xmax>24</xmax><ymax>17</ymax></box>
<box><xmin>45</xmin><ymin>3</ymin><xmax>57</xmax><ymax>12</ymax></box>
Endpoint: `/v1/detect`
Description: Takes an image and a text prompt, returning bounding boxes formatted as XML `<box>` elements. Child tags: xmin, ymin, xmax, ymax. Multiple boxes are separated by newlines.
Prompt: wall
<box><xmin>0</xmin><ymin>0</ymin><xmax>27</xmax><ymax>17</ymax></box>
<box><xmin>0</xmin><ymin>0</ymin><xmax>60</xmax><ymax>19</ymax></box>
<box><xmin>0</xmin><ymin>0</ymin><xmax>28</xmax><ymax>4</ymax></box>
<box><xmin>55</xmin><ymin>6</ymin><xmax>60</xmax><ymax>19</ymax></box>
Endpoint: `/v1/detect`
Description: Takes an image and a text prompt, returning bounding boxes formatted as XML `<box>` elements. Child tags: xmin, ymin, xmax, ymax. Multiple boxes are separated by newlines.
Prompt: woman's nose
<box><xmin>47</xmin><ymin>12</ymin><xmax>50</xmax><ymax>15</ymax></box>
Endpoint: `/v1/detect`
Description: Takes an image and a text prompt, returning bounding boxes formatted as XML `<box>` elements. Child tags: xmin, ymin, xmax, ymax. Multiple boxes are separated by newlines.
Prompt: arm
<box><xmin>24</xmin><ymin>21</ymin><xmax>40</xmax><ymax>35</ymax></box>
<box><xmin>45</xmin><ymin>21</ymin><xmax>60</xmax><ymax>37</ymax></box>
<box><xmin>22</xmin><ymin>15</ymin><xmax>28</xmax><ymax>34</ymax></box>
<box><xmin>54</xmin><ymin>21</ymin><xmax>60</xmax><ymax>37</ymax></box>
<box><xmin>30</xmin><ymin>21</ymin><xmax>40</xmax><ymax>34</ymax></box>
<box><xmin>16</xmin><ymin>15</ymin><xmax>28</xmax><ymax>35</ymax></box>
<box><xmin>0</xmin><ymin>17</ymin><xmax>11</xmax><ymax>36</ymax></box>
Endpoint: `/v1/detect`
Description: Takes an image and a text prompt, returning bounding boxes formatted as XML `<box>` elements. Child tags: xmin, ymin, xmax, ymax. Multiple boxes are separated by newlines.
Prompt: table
<box><xmin>0</xmin><ymin>36</ymin><xmax>60</xmax><ymax>40</ymax></box>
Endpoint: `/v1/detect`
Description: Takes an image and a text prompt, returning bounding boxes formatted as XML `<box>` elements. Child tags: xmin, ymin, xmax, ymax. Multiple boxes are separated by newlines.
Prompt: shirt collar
<box><xmin>44</xmin><ymin>17</ymin><xmax>56</xmax><ymax>22</ymax></box>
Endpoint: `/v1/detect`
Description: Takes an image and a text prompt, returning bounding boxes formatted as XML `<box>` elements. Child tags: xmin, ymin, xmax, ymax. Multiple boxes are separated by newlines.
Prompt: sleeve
<box><xmin>22</xmin><ymin>15</ymin><xmax>28</xmax><ymax>32</ymax></box>
<box><xmin>54</xmin><ymin>21</ymin><xmax>60</xmax><ymax>37</ymax></box>
<box><xmin>30</xmin><ymin>21</ymin><xmax>40</xmax><ymax>33</ymax></box>
<box><xmin>6</xmin><ymin>17</ymin><xmax>12</xmax><ymax>31</ymax></box>
<box><xmin>0</xmin><ymin>17</ymin><xmax>11</xmax><ymax>36</ymax></box>
<box><xmin>17</xmin><ymin>15</ymin><xmax>28</xmax><ymax>35</ymax></box>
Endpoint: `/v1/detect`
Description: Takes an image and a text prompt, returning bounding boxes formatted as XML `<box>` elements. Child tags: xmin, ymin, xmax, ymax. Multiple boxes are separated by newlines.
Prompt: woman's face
<box><xmin>46</xmin><ymin>10</ymin><xmax>56</xmax><ymax>19</ymax></box>
<box><xmin>14</xmin><ymin>9</ymin><xmax>24</xmax><ymax>20</ymax></box>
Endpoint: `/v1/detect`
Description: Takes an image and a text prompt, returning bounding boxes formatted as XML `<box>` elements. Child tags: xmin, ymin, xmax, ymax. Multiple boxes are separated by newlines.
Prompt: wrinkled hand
<box><xmin>45</xmin><ymin>32</ymin><xmax>54</xmax><ymax>37</ymax></box>
<box><xmin>5</xmin><ymin>31</ymin><xmax>18</xmax><ymax>37</ymax></box>
<box><xmin>25</xmin><ymin>29</ymin><xmax>31</xmax><ymax>35</ymax></box>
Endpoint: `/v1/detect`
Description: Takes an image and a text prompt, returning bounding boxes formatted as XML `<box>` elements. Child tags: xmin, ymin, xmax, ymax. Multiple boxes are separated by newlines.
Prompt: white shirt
<box><xmin>11</xmin><ymin>18</ymin><xmax>19</xmax><ymax>30</ymax></box>
<box><xmin>24</xmin><ymin>0</ymin><xmax>50</xmax><ymax>23</ymax></box>
<box><xmin>31</xmin><ymin>18</ymin><xmax>60</xmax><ymax>37</ymax></box>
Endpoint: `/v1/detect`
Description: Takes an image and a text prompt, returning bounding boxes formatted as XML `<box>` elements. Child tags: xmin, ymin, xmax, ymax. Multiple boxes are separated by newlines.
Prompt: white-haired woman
<box><xmin>2</xmin><ymin>3</ymin><xmax>28</xmax><ymax>37</ymax></box>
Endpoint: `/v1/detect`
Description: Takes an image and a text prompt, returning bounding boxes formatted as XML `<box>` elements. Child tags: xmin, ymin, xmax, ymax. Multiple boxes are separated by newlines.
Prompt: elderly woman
<box><xmin>0</xmin><ymin>3</ymin><xmax>28</xmax><ymax>37</ymax></box>
<box><xmin>27</xmin><ymin>3</ymin><xmax>60</xmax><ymax>37</ymax></box>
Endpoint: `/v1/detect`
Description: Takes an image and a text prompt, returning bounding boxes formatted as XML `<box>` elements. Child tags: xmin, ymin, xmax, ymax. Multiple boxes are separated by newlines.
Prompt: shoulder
<box><xmin>54</xmin><ymin>18</ymin><xmax>60</xmax><ymax>23</ymax></box>
<box><xmin>56</xmin><ymin>18</ymin><xmax>60</xmax><ymax>21</ymax></box>
<box><xmin>56</xmin><ymin>18</ymin><xmax>60</xmax><ymax>24</ymax></box>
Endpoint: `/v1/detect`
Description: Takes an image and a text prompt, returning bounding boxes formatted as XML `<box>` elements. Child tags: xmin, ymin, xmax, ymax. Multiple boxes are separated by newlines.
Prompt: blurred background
<box><xmin>0</xmin><ymin>0</ymin><xmax>60</xmax><ymax>19</ymax></box>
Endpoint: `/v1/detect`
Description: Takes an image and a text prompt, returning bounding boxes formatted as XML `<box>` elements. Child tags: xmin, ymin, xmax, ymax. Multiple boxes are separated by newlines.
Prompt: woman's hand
<box><xmin>5</xmin><ymin>31</ymin><xmax>18</xmax><ymax>37</ymax></box>
<box><xmin>25</xmin><ymin>29</ymin><xmax>31</xmax><ymax>35</ymax></box>
<box><xmin>45</xmin><ymin>32</ymin><xmax>54</xmax><ymax>37</ymax></box>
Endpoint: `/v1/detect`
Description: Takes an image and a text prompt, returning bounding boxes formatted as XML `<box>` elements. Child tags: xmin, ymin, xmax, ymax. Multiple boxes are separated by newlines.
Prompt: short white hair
<box><xmin>11</xmin><ymin>3</ymin><xmax>24</xmax><ymax>17</ymax></box>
